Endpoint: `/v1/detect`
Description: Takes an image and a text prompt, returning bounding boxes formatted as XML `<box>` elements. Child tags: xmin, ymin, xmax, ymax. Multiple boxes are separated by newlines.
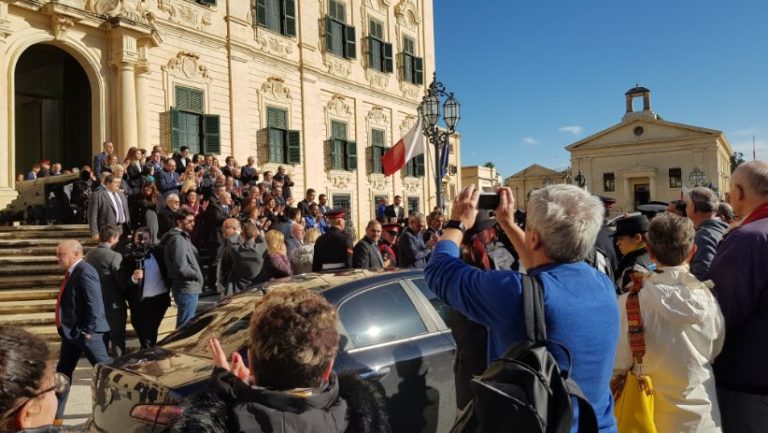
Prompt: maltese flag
<box><xmin>381</xmin><ymin>116</ymin><xmax>424</xmax><ymax>176</ymax></box>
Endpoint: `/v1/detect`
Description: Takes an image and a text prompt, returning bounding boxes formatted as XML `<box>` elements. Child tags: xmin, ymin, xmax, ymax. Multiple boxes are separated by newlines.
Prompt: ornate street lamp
<box><xmin>574</xmin><ymin>170</ymin><xmax>587</xmax><ymax>188</ymax></box>
<box><xmin>689</xmin><ymin>166</ymin><xmax>707</xmax><ymax>187</ymax></box>
<box><xmin>420</xmin><ymin>73</ymin><xmax>461</xmax><ymax>210</ymax></box>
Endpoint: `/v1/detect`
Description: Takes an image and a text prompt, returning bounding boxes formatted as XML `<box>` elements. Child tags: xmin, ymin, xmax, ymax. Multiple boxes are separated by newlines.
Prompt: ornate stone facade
<box><xmin>0</xmin><ymin>0</ymin><xmax>461</xmax><ymax>232</ymax></box>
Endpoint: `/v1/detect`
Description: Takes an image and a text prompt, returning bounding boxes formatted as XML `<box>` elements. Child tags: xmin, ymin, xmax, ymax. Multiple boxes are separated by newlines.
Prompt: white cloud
<box><xmin>558</xmin><ymin>125</ymin><xmax>584</xmax><ymax>135</ymax></box>
<box><xmin>731</xmin><ymin>126</ymin><xmax>763</xmax><ymax>137</ymax></box>
<box><xmin>522</xmin><ymin>137</ymin><xmax>538</xmax><ymax>145</ymax></box>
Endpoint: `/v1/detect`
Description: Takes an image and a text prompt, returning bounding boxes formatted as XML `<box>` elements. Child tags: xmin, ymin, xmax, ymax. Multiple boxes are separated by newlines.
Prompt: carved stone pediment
<box><xmin>366</xmin><ymin>69</ymin><xmax>389</xmax><ymax>91</ymax></box>
<box><xmin>403</xmin><ymin>177</ymin><xmax>421</xmax><ymax>194</ymax></box>
<box><xmin>399</xmin><ymin>115</ymin><xmax>416</xmax><ymax>137</ymax></box>
<box><xmin>399</xmin><ymin>81</ymin><xmax>419</xmax><ymax>100</ymax></box>
<box><xmin>366</xmin><ymin>106</ymin><xmax>388</xmax><ymax>127</ymax></box>
<box><xmin>157</xmin><ymin>0</ymin><xmax>212</xmax><ymax>30</ymax></box>
<box><xmin>261</xmin><ymin>77</ymin><xmax>292</xmax><ymax>102</ymax></box>
<box><xmin>395</xmin><ymin>0</ymin><xmax>420</xmax><ymax>29</ymax></box>
<box><xmin>369</xmin><ymin>174</ymin><xmax>391</xmax><ymax>192</ymax></box>
<box><xmin>329</xmin><ymin>171</ymin><xmax>354</xmax><ymax>190</ymax></box>
<box><xmin>324</xmin><ymin>55</ymin><xmax>352</xmax><ymax>78</ymax></box>
<box><xmin>327</xmin><ymin>95</ymin><xmax>353</xmax><ymax>118</ymax></box>
<box><xmin>162</xmin><ymin>51</ymin><xmax>212</xmax><ymax>82</ymax></box>
<box><xmin>256</xmin><ymin>31</ymin><xmax>294</xmax><ymax>57</ymax></box>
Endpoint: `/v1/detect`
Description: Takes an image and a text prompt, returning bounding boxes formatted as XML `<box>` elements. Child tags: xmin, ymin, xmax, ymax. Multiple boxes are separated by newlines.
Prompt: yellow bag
<box><xmin>613</xmin><ymin>372</ymin><xmax>657</xmax><ymax>433</ymax></box>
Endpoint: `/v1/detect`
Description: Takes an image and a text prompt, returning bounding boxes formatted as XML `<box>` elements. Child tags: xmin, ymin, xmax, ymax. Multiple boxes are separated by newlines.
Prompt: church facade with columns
<box><xmin>0</xmin><ymin>0</ymin><xmax>461</xmax><ymax>231</ymax></box>
<box><xmin>566</xmin><ymin>87</ymin><xmax>733</xmax><ymax>213</ymax></box>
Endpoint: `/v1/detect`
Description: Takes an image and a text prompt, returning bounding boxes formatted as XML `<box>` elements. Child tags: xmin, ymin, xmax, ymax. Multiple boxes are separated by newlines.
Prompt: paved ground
<box><xmin>62</xmin><ymin>294</ymin><xmax>221</xmax><ymax>426</ymax></box>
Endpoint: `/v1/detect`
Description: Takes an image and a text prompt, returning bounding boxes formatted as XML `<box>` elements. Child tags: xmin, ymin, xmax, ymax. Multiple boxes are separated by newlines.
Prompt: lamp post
<box><xmin>689</xmin><ymin>166</ymin><xmax>707</xmax><ymax>187</ymax></box>
<box><xmin>420</xmin><ymin>73</ymin><xmax>460</xmax><ymax>211</ymax></box>
<box><xmin>574</xmin><ymin>170</ymin><xmax>587</xmax><ymax>188</ymax></box>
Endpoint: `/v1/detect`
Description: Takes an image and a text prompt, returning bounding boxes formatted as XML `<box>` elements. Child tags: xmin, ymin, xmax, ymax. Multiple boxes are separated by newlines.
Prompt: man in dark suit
<box><xmin>312</xmin><ymin>210</ymin><xmax>353</xmax><ymax>272</ymax></box>
<box><xmin>384</xmin><ymin>195</ymin><xmax>405</xmax><ymax>223</ymax></box>
<box><xmin>297</xmin><ymin>188</ymin><xmax>316</xmax><ymax>217</ymax></box>
<box><xmin>84</xmin><ymin>224</ymin><xmax>128</xmax><ymax>357</ymax></box>
<box><xmin>240</xmin><ymin>156</ymin><xmax>259</xmax><ymax>186</ymax></box>
<box><xmin>398</xmin><ymin>212</ymin><xmax>437</xmax><ymax>269</ymax></box>
<box><xmin>285</xmin><ymin>222</ymin><xmax>305</xmax><ymax>258</ymax></box>
<box><xmin>54</xmin><ymin>239</ymin><xmax>111</xmax><ymax>422</ymax></box>
<box><xmin>227</xmin><ymin>222</ymin><xmax>268</xmax><ymax>294</ymax></box>
<box><xmin>88</xmin><ymin>174</ymin><xmax>130</xmax><ymax>240</ymax></box>
<box><xmin>157</xmin><ymin>159</ymin><xmax>181</xmax><ymax>198</ymax></box>
<box><xmin>93</xmin><ymin>141</ymin><xmax>114</xmax><ymax>179</ymax></box>
<box><xmin>174</xmin><ymin>146</ymin><xmax>191</xmax><ymax>174</ymax></box>
<box><xmin>353</xmin><ymin>220</ymin><xmax>384</xmax><ymax>269</ymax></box>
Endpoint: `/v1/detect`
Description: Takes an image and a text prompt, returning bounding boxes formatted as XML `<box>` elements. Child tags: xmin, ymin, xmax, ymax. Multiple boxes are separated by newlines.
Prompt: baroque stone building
<box><xmin>0</xmin><ymin>0</ymin><xmax>460</xmax><ymax>231</ymax></box>
<box><xmin>505</xmin><ymin>164</ymin><xmax>567</xmax><ymax>210</ymax></box>
<box><xmin>461</xmin><ymin>165</ymin><xmax>501</xmax><ymax>192</ymax></box>
<box><xmin>566</xmin><ymin>87</ymin><xmax>732</xmax><ymax>213</ymax></box>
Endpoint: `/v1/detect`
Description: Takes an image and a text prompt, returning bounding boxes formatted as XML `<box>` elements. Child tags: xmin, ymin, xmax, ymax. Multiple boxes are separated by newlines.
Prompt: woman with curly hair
<box><xmin>172</xmin><ymin>288</ymin><xmax>391</xmax><ymax>433</ymax></box>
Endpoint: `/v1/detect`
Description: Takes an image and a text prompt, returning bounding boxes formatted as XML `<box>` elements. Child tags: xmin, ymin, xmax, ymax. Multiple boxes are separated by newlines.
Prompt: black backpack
<box><xmin>451</xmin><ymin>275</ymin><xmax>599</xmax><ymax>433</ymax></box>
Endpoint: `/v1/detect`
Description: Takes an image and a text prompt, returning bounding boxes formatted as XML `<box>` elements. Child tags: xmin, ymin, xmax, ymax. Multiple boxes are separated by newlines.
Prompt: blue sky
<box><xmin>434</xmin><ymin>1</ymin><xmax>768</xmax><ymax>178</ymax></box>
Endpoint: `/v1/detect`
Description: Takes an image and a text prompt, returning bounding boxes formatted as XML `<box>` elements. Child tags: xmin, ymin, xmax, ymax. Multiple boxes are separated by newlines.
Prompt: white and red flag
<box><xmin>381</xmin><ymin>116</ymin><xmax>424</xmax><ymax>176</ymax></box>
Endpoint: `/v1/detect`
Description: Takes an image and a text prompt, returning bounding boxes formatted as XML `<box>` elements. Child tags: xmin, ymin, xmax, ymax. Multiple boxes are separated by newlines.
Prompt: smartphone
<box><xmin>478</xmin><ymin>192</ymin><xmax>500</xmax><ymax>210</ymax></box>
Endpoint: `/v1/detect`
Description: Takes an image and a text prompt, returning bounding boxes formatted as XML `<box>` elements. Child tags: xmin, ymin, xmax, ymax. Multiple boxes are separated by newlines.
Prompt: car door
<box><xmin>334</xmin><ymin>280</ymin><xmax>456</xmax><ymax>433</ymax></box>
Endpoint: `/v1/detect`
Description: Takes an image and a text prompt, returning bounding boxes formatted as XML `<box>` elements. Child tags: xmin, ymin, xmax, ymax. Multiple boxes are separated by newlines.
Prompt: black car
<box><xmin>89</xmin><ymin>269</ymin><xmax>457</xmax><ymax>433</ymax></box>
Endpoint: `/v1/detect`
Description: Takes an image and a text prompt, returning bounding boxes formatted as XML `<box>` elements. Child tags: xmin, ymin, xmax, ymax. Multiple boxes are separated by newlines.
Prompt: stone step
<box><xmin>0</xmin><ymin>306</ymin><xmax>179</xmax><ymax>327</ymax></box>
<box><xmin>0</xmin><ymin>256</ymin><xmax>59</xmax><ymax>265</ymax></box>
<box><xmin>26</xmin><ymin>314</ymin><xmax>178</xmax><ymax>342</ymax></box>
<box><xmin>0</xmin><ymin>230</ymin><xmax>91</xmax><ymax>239</ymax></box>
<box><xmin>0</xmin><ymin>299</ymin><xmax>56</xmax><ymax>314</ymax></box>
<box><xmin>0</xmin><ymin>276</ymin><xmax>60</xmax><ymax>290</ymax></box>
<box><xmin>0</xmin><ymin>288</ymin><xmax>57</xmax><ymax>302</ymax></box>
<box><xmin>0</xmin><ymin>265</ymin><xmax>62</xmax><ymax>277</ymax></box>
<box><xmin>0</xmin><ymin>239</ymin><xmax>95</xmax><ymax>248</ymax></box>
<box><xmin>0</xmin><ymin>224</ymin><xmax>90</xmax><ymax>232</ymax></box>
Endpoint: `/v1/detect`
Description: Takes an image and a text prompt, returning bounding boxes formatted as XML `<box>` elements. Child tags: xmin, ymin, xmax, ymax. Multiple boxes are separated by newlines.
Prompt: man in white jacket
<box><xmin>613</xmin><ymin>212</ymin><xmax>725</xmax><ymax>433</ymax></box>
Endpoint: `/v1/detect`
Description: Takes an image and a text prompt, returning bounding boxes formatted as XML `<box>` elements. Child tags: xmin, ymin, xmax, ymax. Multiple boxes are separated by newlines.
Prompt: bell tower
<box><xmin>622</xmin><ymin>85</ymin><xmax>657</xmax><ymax>122</ymax></box>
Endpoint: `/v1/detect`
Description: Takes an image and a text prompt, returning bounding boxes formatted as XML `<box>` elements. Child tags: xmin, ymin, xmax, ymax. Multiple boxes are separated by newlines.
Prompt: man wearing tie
<box><xmin>88</xmin><ymin>174</ymin><xmax>131</xmax><ymax>240</ymax></box>
<box><xmin>353</xmin><ymin>220</ymin><xmax>385</xmax><ymax>269</ymax></box>
<box><xmin>54</xmin><ymin>239</ymin><xmax>110</xmax><ymax>423</ymax></box>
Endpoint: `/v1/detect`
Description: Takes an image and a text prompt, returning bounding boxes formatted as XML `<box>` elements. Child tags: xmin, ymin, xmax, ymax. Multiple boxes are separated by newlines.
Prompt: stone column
<box><xmin>116</xmin><ymin>62</ymin><xmax>138</xmax><ymax>150</ymax></box>
<box><xmin>135</xmin><ymin>64</ymin><xmax>149</xmax><ymax>150</ymax></box>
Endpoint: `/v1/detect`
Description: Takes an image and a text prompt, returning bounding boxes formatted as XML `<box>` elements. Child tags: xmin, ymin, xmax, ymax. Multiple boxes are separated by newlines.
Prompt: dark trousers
<box><xmin>130</xmin><ymin>293</ymin><xmax>171</xmax><ymax>348</ymax></box>
<box><xmin>104</xmin><ymin>307</ymin><xmax>127</xmax><ymax>357</ymax></box>
<box><xmin>717</xmin><ymin>387</ymin><xmax>768</xmax><ymax>433</ymax></box>
<box><xmin>56</xmin><ymin>331</ymin><xmax>111</xmax><ymax>419</ymax></box>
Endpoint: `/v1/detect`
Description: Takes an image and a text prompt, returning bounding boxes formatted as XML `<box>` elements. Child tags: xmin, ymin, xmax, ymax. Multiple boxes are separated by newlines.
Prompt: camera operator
<box><xmin>125</xmin><ymin>226</ymin><xmax>170</xmax><ymax>349</ymax></box>
<box><xmin>84</xmin><ymin>224</ymin><xmax>128</xmax><ymax>357</ymax></box>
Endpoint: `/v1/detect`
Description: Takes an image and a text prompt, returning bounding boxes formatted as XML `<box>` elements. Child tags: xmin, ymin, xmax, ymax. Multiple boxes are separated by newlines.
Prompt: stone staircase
<box><xmin>0</xmin><ymin>224</ymin><xmax>177</xmax><ymax>350</ymax></box>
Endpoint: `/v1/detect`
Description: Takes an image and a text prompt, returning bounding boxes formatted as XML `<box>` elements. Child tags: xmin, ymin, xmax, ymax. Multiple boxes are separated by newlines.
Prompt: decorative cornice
<box><xmin>161</xmin><ymin>51</ymin><xmax>212</xmax><ymax>82</ymax></box>
<box><xmin>395</xmin><ymin>0</ymin><xmax>420</xmax><ymax>29</ymax></box>
<box><xmin>329</xmin><ymin>171</ymin><xmax>355</xmax><ymax>190</ymax></box>
<box><xmin>156</xmin><ymin>0</ymin><xmax>212</xmax><ymax>30</ymax></box>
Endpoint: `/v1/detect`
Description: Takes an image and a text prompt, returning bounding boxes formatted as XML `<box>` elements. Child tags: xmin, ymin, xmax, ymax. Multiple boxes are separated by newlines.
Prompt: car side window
<box><xmin>410</xmin><ymin>277</ymin><xmax>451</xmax><ymax>326</ymax></box>
<box><xmin>339</xmin><ymin>282</ymin><xmax>427</xmax><ymax>348</ymax></box>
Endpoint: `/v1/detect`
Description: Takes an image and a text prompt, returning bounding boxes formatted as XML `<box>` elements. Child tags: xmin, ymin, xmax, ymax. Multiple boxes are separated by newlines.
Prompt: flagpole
<box><xmin>754</xmin><ymin>136</ymin><xmax>757</xmax><ymax>161</ymax></box>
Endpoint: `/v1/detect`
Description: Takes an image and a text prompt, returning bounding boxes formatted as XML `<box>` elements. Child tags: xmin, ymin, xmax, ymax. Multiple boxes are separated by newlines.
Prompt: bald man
<box><xmin>709</xmin><ymin>160</ymin><xmax>768</xmax><ymax>432</ymax></box>
<box><xmin>54</xmin><ymin>239</ymin><xmax>111</xmax><ymax>421</ymax></box>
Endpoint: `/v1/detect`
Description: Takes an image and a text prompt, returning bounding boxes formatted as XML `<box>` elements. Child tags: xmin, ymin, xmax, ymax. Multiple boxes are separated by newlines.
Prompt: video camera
<box><xmin>126</xmin><ymin>230</ymin><xmax>151</xmax><ymax>270</ymax></box>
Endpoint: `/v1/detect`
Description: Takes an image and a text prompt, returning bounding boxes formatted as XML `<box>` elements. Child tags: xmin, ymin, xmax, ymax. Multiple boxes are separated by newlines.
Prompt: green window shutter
<box><xmin>282</xmin><ymin>0</ymin><xmax>296</xmax><ymax>36</ymax></box>
<box><xmin>189</xmin><ymin>89</ymin><xmax>204</xmax><ymax>113</ymax></box>
<box><xmin>415</xmin><ymin>154</ymin><xmax>425</xmax><ymax>176</ymax></box>
<box><xmin>287</xmin><ymin>130</ymin><xmax>301</xmax><ymax>163</ymax></box>
<box><xmin>367</xmin><ymin>36</ymin><xmax>379</xmax><ymax>71</ymax></box>
<box><xmin>203</xmin><ymin>114</ymin><xmax>221</xmax><ymax>154</ymax></box>
<box><xmin>266</xmin><ymin>107</ymin><xmax>287</xmax><ymax>129</ymax></box>
<box><xmin>256</xmin><ymin>0</ymin><xmax>267</xmax><ymax>26</ymax></box>
<box><xmin>405</xmin><ymin>158</ymin><xmax>414</xmax><ymax>177</ymax></box>
<box><xmin>331</xmin><ymin>120</ymin><xmax>347</xmax><ymax>139</ymax></box>
<box><xmin>346</xmin><ymin>140</ymin><xmax>357</xmax><ymax>171</ymax></box>
<box><xmin>401</xmin><ymin>53</ymin><xmax>413</xmax><ymax>83</ymax></box>
<box><xmin>383</xmin><ymin>42</ymin><xmax>393</xmax><ymax>73</ymax></box>
<box><xmin>413</xmin><ymin>56</ymin><xmax>424</xmax><ymax>85</ymax></box>
<box><xmin>170</xmin><ymin>108</ymin><xmax>182</xmax><ymax>152</ymax></box>
<box><xmin>371</xmin><ymin>146</ymin><xmax>384</xmax><ymax>174</ymax></box>
<box><xmin>403</xmin><ymin>37</ymin><xmax>415</xmax><ymax>54</ymax></box>
<box><xmin>268</xmin><ymin>128</ymin><xmax>284</xmax><ymax>162</ymax></box>
<box><xmin>329</xmin><ymin>139</ymin><xmax>345</xmax><ymax>170</ymax></box>
<box><xmin>344</xmin><ymin>25</ymin><xmax>356</xmax><ymax>59</ymax></box>
<box><xmin>197</xmin><ymin>0</ymin><xmax>216</xmax><ymax>5</ymax></box>
<box><xmin>175</xmin><ymin>87</ymin><xmax>189</xmax><ymax>111</ymax></box>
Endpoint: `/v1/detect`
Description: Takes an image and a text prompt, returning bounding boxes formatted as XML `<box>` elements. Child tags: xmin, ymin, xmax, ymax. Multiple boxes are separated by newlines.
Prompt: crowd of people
<box><xmin>4</xmin><ymin>142</ymin><xmax>767</xmax><ymax>433</ymax></box>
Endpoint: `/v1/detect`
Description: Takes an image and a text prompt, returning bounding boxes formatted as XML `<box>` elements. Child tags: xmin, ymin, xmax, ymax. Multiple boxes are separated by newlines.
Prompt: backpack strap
<box><xmin>521</xmin><ymin>274</ymin><xmax>547</xmax><ymax>343</ymax></box>
<box><xmin>565</xmin><ymin>378</ymin><xmax>600</xmax><ymax>433</ymax></box>
<box><xmin>625</xmin><ymin>272</ymin><xmax>646</xmax><ymax>364</ymax></box>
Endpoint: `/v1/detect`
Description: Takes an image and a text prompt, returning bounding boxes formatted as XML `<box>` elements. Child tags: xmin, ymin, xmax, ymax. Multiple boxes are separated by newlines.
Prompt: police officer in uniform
<box><xmin>379</xmin><ymin>223</ymin><xmax>400</xmax><ymax>267</ymax></box>
<box><xmin>312</xmin><ymin>209</ymin><xmax>354</xmax><ymax>272</ymax></box>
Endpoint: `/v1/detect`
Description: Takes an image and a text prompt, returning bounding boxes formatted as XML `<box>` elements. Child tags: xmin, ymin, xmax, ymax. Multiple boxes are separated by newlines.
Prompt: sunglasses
<box><xmin>1</xmin><ymin>373</ymin><xmax>70</xmax><ymax>420</ymax></box>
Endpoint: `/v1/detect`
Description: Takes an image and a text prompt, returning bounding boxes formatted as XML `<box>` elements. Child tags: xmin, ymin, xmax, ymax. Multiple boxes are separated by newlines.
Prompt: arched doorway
<box><xmin>14</xmin><ymin>44</ymin><xmax>91</xmax><ymax>176</ymax></box>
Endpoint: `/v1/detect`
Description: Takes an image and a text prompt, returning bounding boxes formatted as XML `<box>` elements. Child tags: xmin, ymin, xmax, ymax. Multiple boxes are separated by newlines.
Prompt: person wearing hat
<box><xmin>312</xmin><ymin>209</ymin><xmax>353</xmax><ymax>272</ymax></box>
<box><xmin>379</xmin><ymin>224</ymin><xmax>400</xmax><ymax>266</ymax></box>
<box><xmin>613</xmin><ymin>214</ymin><xmax>654</xmax><ymax>293</ymax></box>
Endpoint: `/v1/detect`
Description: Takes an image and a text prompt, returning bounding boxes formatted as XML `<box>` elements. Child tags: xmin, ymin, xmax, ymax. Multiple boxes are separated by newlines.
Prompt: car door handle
<box><xmin>358</xmin><ymin>367</ymin><xmax>391</xmax><ymax>381</ymax></box>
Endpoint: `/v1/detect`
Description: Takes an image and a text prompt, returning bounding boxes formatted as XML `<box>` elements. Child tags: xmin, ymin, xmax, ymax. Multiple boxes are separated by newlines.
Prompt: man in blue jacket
<box><xmin>709</xmin><ymin>161</ymin><xmax>768</xmax><ymax>433</ymax></box>
<box><xmin>54</xmin><ymin>239</ymin><xmax>111</xmax><ymax>422</ymax></box>
<box><xmin>425</xmin><ymin>185</ymin><xmax>619</xmax><ymax>433</ymax></box>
